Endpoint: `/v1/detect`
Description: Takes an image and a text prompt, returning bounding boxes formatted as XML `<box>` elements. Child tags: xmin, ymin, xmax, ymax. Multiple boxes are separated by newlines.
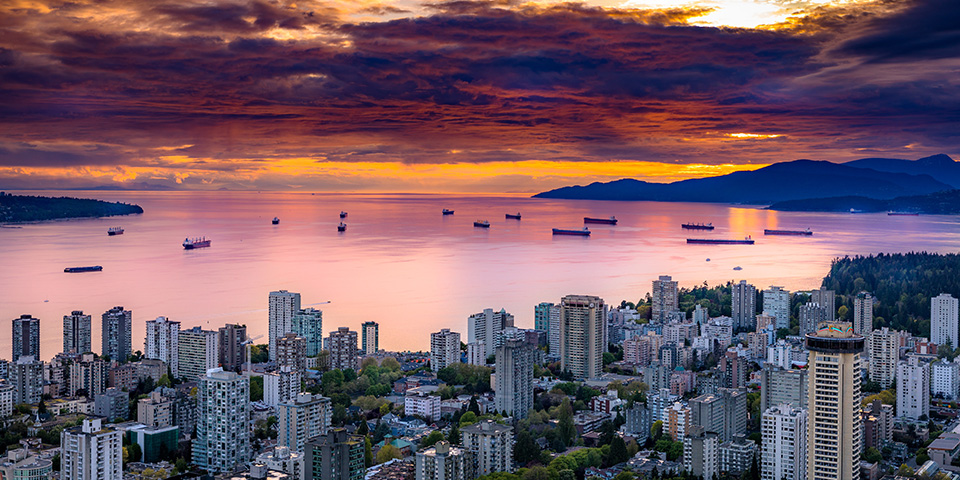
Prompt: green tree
<box><xmin>421</xmin><ymin>431</ymin><xmax>445</xmax><ymax>449</ymax></box>
<box><xmin>514</xmin><ymin>430</ymin><xmax>540</xmax><ymax>466</ymax></box>
<box><xmin>863</xmin><ymin>447</ymin><xmax>882</xmax><ymax>464</ymax></box>
<box><xmin>128</xmin><ymin>443</ymin><xmax>142</xmax><ymax>463</ymax></box>
<box><xmin>651</xmin><ymin>420</ymin><xmax>663</xmax><ymax>442</ymax></box>
<box><xmin>448</xmin><ymin>422</ymin><xmax>461</xmax><ymax>445</ymax></box>
<box><xmin>376</xmin><ymin>444</ymin><xmax>402</xmax><ymax>464</ymax></box>
<box><xmin>175</xmin><ymin>458</ymin><xmax>188</xmax><ymax>473</ymax></box>
<box><xmin>372</xmin><ymin>421</ymin><xmax>390</xmax><ymax>444</ymax></box>
<box><xmin>364</xmin><ymin>436</ymin><xmax>374</xmax><ymax>468</ymax></box>
<box><xmin>249</xmin><ymin>376</ymin><xmax>264</xmax><ymax>401</ymax></box>
<box><xmin>607</xmin><ymin>436</ymin><xmax>630</xmax><ymax>466</ymax></box>
<box><xmin>557</xmin><ymin>399</ymin><xmax>576</xmax><ymax>447</ymax></box>
<box><xmin>522</xmin><ymin>466</ymin><xmax>551</xmax><ymax>480</ymax></box>
<box><xmin>459</xmin><ymin>411</ymin><xmax>478</xmax><ymax>427</ymax></box>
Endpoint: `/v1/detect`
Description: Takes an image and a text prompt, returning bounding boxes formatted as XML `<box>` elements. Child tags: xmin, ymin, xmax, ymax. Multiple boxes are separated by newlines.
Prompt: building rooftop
<box><xmin>928</xmin><ymin>434</ymin><xmax>960</xmax><ymax>451</ymax></box>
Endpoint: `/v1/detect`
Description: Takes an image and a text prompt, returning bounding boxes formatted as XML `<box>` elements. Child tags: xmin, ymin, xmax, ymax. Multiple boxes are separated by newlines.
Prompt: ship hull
<box><xmin>64</xmin><ymin>266</ymin><xmax>103</xmax><ymax>273</ymax></box>
<box><xmin>681</xmin><ymin>224</ymin><xmax>714</xmax><ymax>230</ymax></box>
<box><xmin>183</xmin><ymin>241</ymin><xmax>211</xmax><ymax>249</ymax></box>
<box><xmin>474</xmin><ymin>222</ymin><xmax>490</xmax><ymax>228</ymax></box>
<box><xmin>584</xmin><ymin>217</ymin><xmax>617</xmax><ymax>225</ymax></box>
<box><xmin>764</xmin><ymin>229</ymin><xmax>812</xmax><ymax>236</ymax></box>
<box><xmin>505</xmin><ymin>214</ymin><xmax>521</xmax><ymax>220</ymax></box>
<box><xmin>686</xmin><ymin>239</ymin><xmax>754</xmax><ymax>245</ymax></box>
<box><xmin>553</xmin><ymin>228</ymin><xmax>590</xmax><ymax>236</ymax></box>
<box><xmin>107</xmin><ymin>231</ymin><xmax>123</xmax><ymax>236</ymax></box>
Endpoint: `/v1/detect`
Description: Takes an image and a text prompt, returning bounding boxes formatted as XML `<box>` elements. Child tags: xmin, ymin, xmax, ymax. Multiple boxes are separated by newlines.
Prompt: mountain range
<box><xmin>533</xmin><ymin>154</ymin><xmax>958</xmax><ymax>205</ymax></box>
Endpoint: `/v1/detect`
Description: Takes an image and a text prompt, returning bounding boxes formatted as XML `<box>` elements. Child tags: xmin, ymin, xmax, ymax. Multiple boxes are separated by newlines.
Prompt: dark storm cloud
<box><xmin>834</xmin><ymin>0</ymin><xmax>960</xmax><ymax>63</ymax></box>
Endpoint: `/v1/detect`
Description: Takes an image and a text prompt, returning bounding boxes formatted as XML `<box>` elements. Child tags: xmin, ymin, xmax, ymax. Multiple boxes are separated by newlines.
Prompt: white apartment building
<box><xmin>277</xmin><ymin>393</ymin><xmax>332</xmax><ymax>452</ymax></box>
<box><xmin>265</xmin><ymin>367</ymin><xmax>303</xmax><ymax>407</ymax></box>
<box><xmin>932</xmin><ymin>358</ymin><xmax>960</xmax><ymax>399</ymax></box>
<box><xmin>178</xmin><ymin>327</ymin><xmax>219</xmax><ymax>381</ymax></box>
<box><xmin>932</xmin><ymin>293</ymin><xmax>959</xmax><ymax>347</ymax></box>
<box><xmin>731</xmin><ymin>280</ymin><xmax>757</xmax><ymax>331</ymax></box>
<box><xmin>430</xmin><ymin>329</ymin><xmax>460</xmax><ymax>372</ymax></box>
<box><xmin>269</xmin><ymin>290</ymin><xmax>302</xmax><ymax>362</ymax></box>
<box><xmin>328</xmin><ymin>327</ymin><xmax>359</xmax><ymax>371</ymax></box>
<box><xmin>415</xmin><ymin>441</ymin><xmax>477</xmax><ymax>480</ymax></box>
<box><xmin>361</xmin><ymin>321</ymin><xmax>379</xmax><ymax>355</ymax></box>
<box><xmin>763</xmin><ymin>287</ymin><xmax>790</xmax><ymax>330</ymax></box>
<box><xmin>683</xmin><ymin>426</ymin><xmax>719</xmax><ymax>480</ymax></box>
<box><xmin>652</xmin><ymin>275</ymin><xmax>679</xmax><ymax>322</ymax></box>
<box><xmin>193</xmin><ymin>368</ymin><xmax>250</xmax><ymax>473</ymax></box>
<box><xmin>462</xmin><ymin>420</ymin><xmax>514</xmax><ymax>476</ymax></box>
<box><xmin>60</xmin><ymin>417</ymin><xmax>123</xmax><ymax>480</ymax></box>
<box><xmin>63</xmin><ymin>311</ymin><xmax>92</xmax><ymax>355</ymax></box>
<box><xmin>495</xmin><ymin>337</ymin><xmax>534</xmax><ymax>420</ymax></box>
<box><xmin>761</xmin><ymin>404</ymin><xmax>807</xmax><ymax>480</ymax></box>
<box><xmin>404</xmin><ymin>391</ymin><xmax>441</xmax><ymax>420</ymax></box>
<box><xmin>896</xmin><ymin>356</ymin><xmax>930</xmax><ymax>420</ymax></box>
<box><xmin>868</xmin><ymin>327</ymin><xmax>900</xmax><ymax>389</ymax></box>
<box><xmin>466</xmin><ymin>341</ymin><xmax>486</xmax><ymax>366</ymax></box>
<box><xmin>853</xmin><ymin>292</ymin><xmax>875</xmax><ymax>335</ymax></box>
<box><xmin>145</xmin><ymin>316</ymin><xmax>180</xmax><ymax>378</ymax></box>
<box><xmin>467</xmin><ymin>308</ymin><xmax>514</xmax><ymax>358</ymax></box>
<box><xmin>0</xmin><ymin>381</ymin><xmax>14</xmax><ymax>417</ymax></box>
<box><xmin>559</xmin><ymin>295</ymin><xmax>605</xmax><ymax>380</ymax></box>
<box><xmin>10</xmin><ymin>356</ymin><xmax>43</xmax><ymax>405</ymax></box>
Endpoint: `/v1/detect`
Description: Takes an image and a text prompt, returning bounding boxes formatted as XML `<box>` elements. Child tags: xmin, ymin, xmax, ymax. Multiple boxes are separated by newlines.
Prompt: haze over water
<box><xmin>3</xmin><ymin>191</ymin><xmax>958</xmax><ymax>360</ymax></box>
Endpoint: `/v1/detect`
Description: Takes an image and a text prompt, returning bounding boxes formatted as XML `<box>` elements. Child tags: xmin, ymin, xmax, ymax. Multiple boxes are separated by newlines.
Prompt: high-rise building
<box><xmin>896</xmin><ymin>356</ymin><xmax>929</xmax><ymax>420</ymax></box>
<box><xmin>430</xmin><ymin>329</ymin><xmax>460</xmax><ymax>372</ymax></box>
<box><xmin>535</xmin><ymin>302</ymin><xmax>560</xmax><ymax>356</ymax></box>
<box><xmin>101</xmin><ymin>306</ymin><xmax>132</xmax><ymax>363</ymax></box>
<box><xmin>853</xmin><ymin>292</ymin><xmax>875</xmax><ymax>335</ymax></box>
<box><xmin>138</xmin><ymin>391</ymin><xmax>175</xmax><ymax>428</ymax></box>
<box><xmin>798</xmin><ymin>303</ymin><xmax>827</xmax><ymax>336</ymax></box>
<box><xmin>867</xmin><ymin>327</ymin><xmax>899</xmax><ymax>389</ymax></box>
<box><xmin>361</xmin><ymin>321</ymin><xmax>378</xmax><ymax>355</ymax></box>
<box><xmin>759</xmin><ymin>364</ymin><xmax>807</xmax><ymax>413</ymax></box>
<box><xmin>683</xmin><ymin>425</ymin><xmax>719</xmax><ymax>480</ymax></box>
<box><xmin>276</xmin><ymin>333</ymin><xmax>307</xmax><ymax>371</ymax></box>
<box><xmin>277</xmin><ymin>393</ymin><xmax>332</xmax><ymax>452</ymax></box>
<box><xmin>461</xmin><ymin>420</ymin><xmax>513</xmax><ymax>476</ymax></box>
<box><xmin>415</xmin><ymin>441</ymin><xmax>477</xmax><ymax>480</ymax></box>
<box><xmin>328</xmin><ymin>327</ymin><xmax>358</xmax><ymax>371</ymax></box>
<box><xmin>761</xmin><ymin>404</ymin><xmax>807</xmax><ymax>480</ymax></box>
<box><xmin>806</xmin><ymin>323</ymin><xmax>863</xmax><ymax>480</ymax></box>
<box><xmin>94</xmin><ymin>387</ymin><xmax>129</xmax><ymax>421</ymax></box>
<box><xmin>145</xmin><ymin>316</ymin><xmax>180</xmax><ymax>378</ymax></box>
<box><xmin>269</xmin><ymin>290</ymin><xmax>302</xmax><ymax>362</ymax></box>
<box><xmin>63</xmin><ymin>311</ymin><xmax>92</xmax><ymax>355</ymax></box>
<box><xmin>721</xmin><ymin>388</ymin><xmax>748</xmax><ymax>442</ymax></box>
<box><xmin>218</xmin><ymin>324</ymin><xmax>247</xmax><ymax>372</ymax></box>
<box><xmin>466</xmin><ymin>342</ymin><xmax>485</xmax><ymax>366</ymax></box>
<box><xmin>178</xmin><ymin>327</ymin><xmax>219</xmax><ymax>380</ymax></box>
<box><xmin>9</xmin><ymin>356</ymin><xmax>43</xmax><ymax>405</ymax></box>
<box><xmin>60</xmin><ymin>418</ymin><xmax>123</xmax><ymax>480</ymax></box>
<box><xmin>652</xmin><ymin>275</ymin><xmax>679</xmax><ymax>322</ymax></box>
<box><xmin>763</xmin><ymin>287</ymin><xmax>790</xmax><ymax>330</ymax></box>
<box><xmin>193</xmin><ymin>368</ymin><xmax>250</xmax><ymax>474</ymax></box>
<box><xmin>495</xmin><ymin>337</ymin><xmax>534</xmax><ymax>420</ymax></box>
<box><xmin>0</xmin><ymin>381</ymin><xmax>14</xmax><ymax>417</ymax></box>
<box><xmin>305</xmin><ymin>429</ymin><xmax>364</xmax><ymax>480</ymax></box>
<box><xmin>265</xmin><ymin>366</ymin><xmax>303</xmax><ymax>407</ymax></box>
<box><xmin>931</xmin><ymin>293</ymin><xmax>959</xmax><ymax>347</ymax></box>
<box><xmin>931</xmin><ymin>358</ymin><xmax>960</xmax><ymax>400</ymax></box>
<box><xmin>810</xmin><ymin>287</ymin><xmax>835</xmax><ymax>323</ymax></box>
<box><xmin>292</xmin><ymin>308</ymin><xmax>324</xmax><ymax>357</ymax></box>
<box><xmin>731</xmin><ymin>281</ymin><xmax>757</xmax><ymax>331</ymax></box>
<box><xmin>690</xmin><ymin>393</ymin><xmax>723</xmax><ymax>436</ymax></box>
<box><xmin>624</xmin><ymin>403</ymin><xmax>652</xmax><ymax>444</ymax></box>
<box><xmin>559</xmin><ymin>295</ymin><xmax>605</xmax><ymax>380</ymax></box>
<box><xmin>467</xmin><ymin>308</ymin><xmax>514</xmax><ymax>358</ymax></box>
<box><xmin>12</xmin><ymin>315</ymin><xmax>40</xmax><ymax>362</ymax></box>
<box><xmin>69</xmin><ymin>353</ymin><xmax>108</xmax><ymax>398</ymax></box>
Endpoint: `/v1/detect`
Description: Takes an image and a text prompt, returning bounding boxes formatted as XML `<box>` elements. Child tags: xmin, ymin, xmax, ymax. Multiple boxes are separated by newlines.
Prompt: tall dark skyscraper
<box><xmin>101</xmin><ymin>306</ymin><xmax>132</xmax><ymax>363</ymax></box>
<box><xmin>63</xmin><ymin>310</ymin><xmax>92</xmax><ymax>354</ymax></box>
<box><xmin>12</xmin><ymin>314</ymin><xmax>40</xmax><ymax>361</ymax></box>
<box><xmin>218</xmin><ymin>324</ymin><xmax>247</xmax><ymax>372</ymax></box>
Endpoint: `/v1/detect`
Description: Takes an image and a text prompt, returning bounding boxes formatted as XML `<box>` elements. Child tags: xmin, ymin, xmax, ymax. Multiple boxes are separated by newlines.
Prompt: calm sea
<box><xmin>2</xmin><ymin>191</ymin><xmax>958</xmax><ymax>359</ymax></box>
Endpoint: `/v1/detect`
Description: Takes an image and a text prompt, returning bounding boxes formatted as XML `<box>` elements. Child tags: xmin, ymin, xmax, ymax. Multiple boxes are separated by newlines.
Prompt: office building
<box><xmin>63</xmin><ymin>311</ymin><xmax>92</xmax><ymax>355</ymax></box>
<box><xmin>799</xmin><ymin>303</ymin><xmax>827</xmax><ymax>336</ymax></box>
<box><xmin>462</xmin><ymin>420</ymin><xmax>513</xmax><ymax>476</ymax></box>
<box><xmin>9</xmin><ymin>356</ymin><xmax>43</xmax><ymax>405</ymax></box>
<box><xmin>277</xmin><ymin>333</ymin><xmax>307</xmax><ymax>371</ymax></box>
<box><xmin>867</xmin><ymin>327</ymin><xmax>899</xmax><ymax>389</ymax></box>
<box><xmin>94</xmin><ymin>387</ymin><xmax>129</xmax><ymax>421</ymax></box>
<box><xmin>652</xmin><ymin>275</ymin><xmax>679</xmax><ymax>322</ymax></box>
<box><xmin>60</xmin><ymin>417</ymin><xmax>122</xmax><ymax>480</ymax></box>
<box><xmin>896</xmin><ymin>356</ymin><xmax>929</xmax><ymax>420</ymax></box>
<box><xmin>12</xmin><ymin>315</ymin><xmax>40</xmax><ymax>362</ymax></box>
<box><xmin>328</xmin><ymin>327</ymin><xmax>359</xmax><ymax>371</ymax></box>
<box><xmin>853</xmin><ymin>292</ymin><xmax>875</xmax><ymax>335</ymax></box>
<box><xmin>193</xmin><ymin>368</ymin><xmax>250</xmax><ymax>474</ymax></box>
<box><xmin>806</xmin><ymin>323</ymin><xmax>864</xmax><ymax>480</ymax></box>
<box><xmin>178</xmin><ymin>327</ymin><xmax>219</xmax><ymax>380</ymax></box>
<box><xmin>145</xmin><ymin>316</ymin><xmax>180</xmax><ymax>378</ymax></box>
<box><xmin>415</xmin><ymin>441</ymin><xmax>476</xmax><ymax>480</ymax></box>
<box><xmin>467</xmin><ymin>308</ymin><xmax>514</xmax><ymax>358</ymax></box>
<box><xmin>495</xmin><ymin>337</ymin><xmax>534</xmax><ymax>420</ymax></box>
<box><xmin>763</xmin><ymin>287</ymin><xmax>790</xmax><ymax>330</ymax></box>
<box><xmin>466</xmin><ymin>342</ymin><xmax>485</xmax><ymax>366</ymax></box>
<box><xmin>138</xmin><ymin>390</ymin><xmax>175</xmax><ymax>428</ymax></box>
<box><xmin>101</xmin><ymin>306</ymin><xmax>132</xmax><ymax>363</ymax></box>
<box><xmin>277</xmin><ymin>393</ymin><xmax>332</xmax><ymax>452</ymax></box>
<box><xmin>761</xmin><ymin>404</ymin><xmax>807</xmax><ymax>480</ymax></box>
<box><xmin>0</xmin><ymin>448</ymin><xmax>53</xmax><ymax>480</ymax></box>
<box><xmin>559</xmin><ymin>295</ymin><xmax>605</xmax><ymax>380</ymax></box>
<box><xmin>218</xmin><ymin>324</ymin><xmax>247</xmax><ymax>372</ymax></box>
<box><xmin>759</xmin><ymin>364</ymin><xmax>807</xmax><ymax>413</ymax></box>
<box><xmin>731</xmin><ymin>280</ymin><xmax>756</xmax><ymax>331</ymax></box>
<box><xmin>69</xmin><ymin>353</ymin><xmax>108</xmax><ymax>398</ymax></box>
<box><xmin>683</xmin><ymin>425</ymin><xmax>718</xmax><ymax>480</ymax></box>
<box><xmin>265</xmin><ymin>367</ymin><xmax>303</xmax><ymax>407</ymax></box>
<box><xmin>305</xmin><ymin>429</ymin><xmax>364</xmax><ymax>480</ymax></box>
<box><xmin>127</xmin><ymin>425</ymin><xmax>179</xmax><ymax>464</ymax></box>
<box><xmin>361</xmin><ymin>321</ymin><xmax>379</xmax><ymax>355</ymax></box>
<box><xmin>932</xmin><ymin>358</ymin><xmax>960</xmax><ymax>399</ymax></box>
<box><xmin>292</xmin><ymin>308</ymin><xmax>324</xmax><ymax>357</ymax></box>
<box><xmin>932</xmin><ymin>293</ymin><xmax>959</xmax><ymax>347</ymax></box>
<box><xmin>270</xmin><ymin>290</ymin><xmax>302</xmax><ymax>362</ymax></box>
<box><xmin>810</xmin><ymin>287</ymin><xmax>835</xmax><ymax>323</ymax></box>
<box><xmin>430</xmin><ymin>329</ymin><xmax>460</xmax><ymax>372</ymax></box>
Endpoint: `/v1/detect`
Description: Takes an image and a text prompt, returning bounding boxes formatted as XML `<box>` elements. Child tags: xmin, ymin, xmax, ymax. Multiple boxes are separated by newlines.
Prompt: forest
<box><xmin>0</xmin><ymin>193</ymin><xmax>143</xmax><ymax>223</ymax></box>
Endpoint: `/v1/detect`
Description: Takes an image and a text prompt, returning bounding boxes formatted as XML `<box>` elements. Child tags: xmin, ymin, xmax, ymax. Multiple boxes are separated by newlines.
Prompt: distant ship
<box><xmin>338</xmin><ymin>222</ymin><xmax>346</xmax><ymax>232</ymax></box>
<box><xmin>733</xmin><ymin>266</ymin><xmax>743</xmax><ymax>271</ymax></box>
<box><xmin>107</xmin><ymin>226</ymin><xmax>124</xmax><ymax>236</ymax></box>
<box><xmin>272</xmin><ymin>217</ymin><xmax>280</xmax><ymax>224</ymax></box>
<box><xmin>64</xmin><ymin>266</ymin><xmax>103</xmax><ymax>273</ymax></box>
<box><xmin>584</xmin><ymin>216</ymin><xmax>617</xmax><ymax>225</ymax></box>
<box><xmin>681</xmin><ymin>223</ymin><xmax>714</xmax><ymax>230</ymax></box>
<box><xmin>474</xmin><ymin>220</ymin><xmax>490</xmax><ymax>228</ymax></box>
<box><xmin>553</xmin><ymin>227</ymin><xmax>591</xmax><ymax>236</ymax></box>
<box><xmin>686</xmin><ymin>237</ymin><xmax>754</xmax><ymax>245</ymax></box>
<box><xmin>340</xmin><ymin>211</ymin><xmax>347</xmax><ymax>218</ymax></box>
<box><xmin>506</xmin><ymin>213</ymin><xmax>521</xmax><ymax>220</ymax></box>
<box><xmin>442</xmin><ymin>209</ymin><xmax>454</xmax><ymax>215</ymax></box>
<box><xmin>183</xmin><ymin>237</ymin><xmax>211</xmax><ymax>249</ymax></box>
<box><xmin>764</xmin><ymin>228</ymin><xmax>812</xmax><ymax>236</ymax></box>
<box><xmin>850</xmin><ymin>208</ymin><xmax>863</xmax><ymax>214</ymax></box>
<box><xmin>887</xmin><ymin>211</ymin><xmax>920</xmax><ymax>216</ymax></box>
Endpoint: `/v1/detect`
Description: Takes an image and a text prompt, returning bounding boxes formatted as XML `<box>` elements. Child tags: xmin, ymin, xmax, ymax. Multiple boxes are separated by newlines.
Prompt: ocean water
<box><xmin>2</xmin><ymin>191</ymin><xmax>958</xmax><ymax>359</ymax></box>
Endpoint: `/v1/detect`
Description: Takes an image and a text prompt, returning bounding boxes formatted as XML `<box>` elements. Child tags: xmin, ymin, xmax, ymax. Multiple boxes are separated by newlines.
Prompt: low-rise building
<box><xmin>404</xmin><ymin>390</ymin><xmax>441</xmax><ymax>421</ymax></box>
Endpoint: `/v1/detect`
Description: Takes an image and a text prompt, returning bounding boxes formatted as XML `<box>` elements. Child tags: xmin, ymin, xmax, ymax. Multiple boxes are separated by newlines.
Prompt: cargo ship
<box><xmin>506</xmin><ymin>213</ymin><xmax>521</xmax><ymax>220</ymax></box>
<box><xmin>272</xmin><ymin>217</ymin><xmax>280</xmax><ymax>224</ymax></box>
<box><xmin>338</xmin><ymin>222</ymin><xmax>346</xmax><ymax>232</ymax></box>
<box><xmin>442</xmin><ymin>209</ymin><xmax>454</xmax><ymax>215</ymax></box>
<box><xmin>107</xmin><ymin>226</ymin><xmax>124</xmax><ymax>236</ymax></box>
<box><xmin>553</xmin><ymin>227</ymin><xmax>591</xmax><ymax>236</ymax></box>
<box><xmin>182</xmin><ymin>237</ymin><xmax>211</xmax><ymax>249</ymax></box>
<box><xmin>584</xmin><ymin>216</ymin><xmax>617</xmax><ymax>225</ymax></box>
<box><xmin>474</xmin><ymin>220</ymin><xmax>490</xmax><ymax>228</ymax></box>
<box><xmin>340</xmin><ymin>211</ymin><xmax>347</xmax><ymax>218</ymax></box>
<box><xmin>64</xmin><ymin>266</ymin><xmax>103</xmax><ymax>273</ymax></box>
<box><xmin>681</xmin><ymin>223</ymin><xmax>714</xmax><ymax>230</ymax></box>
<box><xmin>887</xmin><ymin>211</ymin><xmax>920</xmax><ymax>216</ymax></box>
<box><xmin>686</xmin><ymin>237</ymin><xmax>754</xmax><ymax>245</ymax></box>
<box><xmin>764</xmin><ymin>228</ymin><xmax>812</xmax><ymax>236</ymax></box>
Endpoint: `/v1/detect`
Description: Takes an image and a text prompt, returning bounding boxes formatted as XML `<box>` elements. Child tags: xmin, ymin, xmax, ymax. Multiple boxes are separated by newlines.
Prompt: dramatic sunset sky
<box><xmin>0</xmin><ymin>0</ymin><xmax>957</xmax><ymax>192</ymax></box>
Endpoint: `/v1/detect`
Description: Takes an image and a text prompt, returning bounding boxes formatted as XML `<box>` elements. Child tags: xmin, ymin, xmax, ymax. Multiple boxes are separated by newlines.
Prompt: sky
<box><xmin>1</xmin><ymin>0</ymin><xmax>958</xmax><ymax>192</ymax></box>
